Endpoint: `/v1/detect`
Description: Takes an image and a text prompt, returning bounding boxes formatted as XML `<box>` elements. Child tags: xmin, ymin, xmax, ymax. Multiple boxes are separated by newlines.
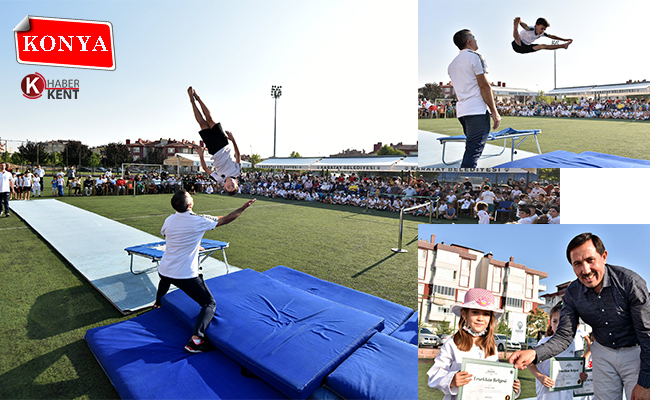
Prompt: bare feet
<box><xmin>563</xmin><ymin>42</ymin><xmax>571</xmax><ymax>49</ymax></box>
<box><xmin>514</xmin><ymin>17</ymin><xmax>520</xmax><ymax>26</ymax></box>
<box><xmin>188</xmin><ymin>86</ymin><xmax>195</xmax><ymax>99</ymax></box>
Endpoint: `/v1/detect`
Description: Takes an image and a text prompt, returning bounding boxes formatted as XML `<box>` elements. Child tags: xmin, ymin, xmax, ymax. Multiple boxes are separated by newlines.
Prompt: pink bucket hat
<box><xmin>450</xmin><ymin>288</ymin><xmax>504</xmax><ymax>319</ymax></box>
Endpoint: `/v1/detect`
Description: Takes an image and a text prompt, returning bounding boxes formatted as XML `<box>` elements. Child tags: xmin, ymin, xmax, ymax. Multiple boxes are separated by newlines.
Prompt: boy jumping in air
<box><xmin>512</xmin><ymin>17</ymin><xmax>572</xmax><ymax>54</ymax></box>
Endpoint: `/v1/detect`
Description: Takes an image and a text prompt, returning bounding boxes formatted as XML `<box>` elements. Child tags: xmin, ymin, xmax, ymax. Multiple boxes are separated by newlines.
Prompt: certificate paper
<box><xmin>549</xmin><ymin>357</ymin><xmax>584</xmax><ymax>391</ymax></box>
<box><xmin>458</xmin><ymin>358</ymin><xmax>517</xmax><ymax>400</ymax></box>
<box><xmin>574</xmin><ymin>369</ymin><xmax>594</xmax><ymax>397</ymax></box>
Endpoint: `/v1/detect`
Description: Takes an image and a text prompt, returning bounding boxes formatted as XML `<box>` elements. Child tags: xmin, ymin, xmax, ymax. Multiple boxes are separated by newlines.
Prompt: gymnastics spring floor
<box><xmin>9</xmin><ymin>199</ymin><xmax>234</xmax><ymax>314</ymax></box>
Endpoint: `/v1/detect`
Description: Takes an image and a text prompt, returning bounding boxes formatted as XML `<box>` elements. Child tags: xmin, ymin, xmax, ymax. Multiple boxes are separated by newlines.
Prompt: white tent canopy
<box><xmin>164</xmin><ymin>153</ymin><xmax>252</xmax><ymax>169</ymax></box>
<box><xmin>310</xmin><ymin>156</ymin><xmax>405</xmax><ymax>171</ymax></box>
<box><xmin>255</xmin><ymin>158</ymin><xmax>322</xmax><ymax>170</ymax></box>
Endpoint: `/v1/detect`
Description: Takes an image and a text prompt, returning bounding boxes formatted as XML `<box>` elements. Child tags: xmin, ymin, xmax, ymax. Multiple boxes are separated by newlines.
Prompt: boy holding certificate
<box><xmin>427</xmin><ymin>288</ymin><xmax>521</xmax><ymax>399</ymax></box>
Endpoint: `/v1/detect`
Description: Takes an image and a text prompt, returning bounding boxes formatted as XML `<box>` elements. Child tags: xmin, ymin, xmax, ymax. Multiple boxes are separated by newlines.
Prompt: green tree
<box><xmin>527</xmin><ymin>308</ymin><xmax>548</xmax><ymax>339</ymax></box>
<box><xmin>18</xmin><ymin>141</ymin><xmax>49</xmax><ymax>165</ymax></box>
<box><xmin>535</xmin><ymin>91</ymin><xmax>555</xmax><ymax>104</ymax></box>
<box><xmin>249</xmin><ymin>154</ymin><xmax>262</xmax><ymax>168</ymax></box>
<box><xmin>375</xmin><ymin>145</ymin><xmax>406</xmax><ymax>156</ymax></box>
<box><xmin>62</xmin><ymin>141</ymin><xmax>91</xmax><ymax>167</ymax></box>
<box><xmin>88</xmin><ymin>152</ymin><xmax>101</xmax><ymax>168</ymax></box>
<box><xmin>419</xmin><ymin>82</ymin><xmax>444</xmax><ymax>101</ymax></box>
<box><xmin>538</xmin><ymin>168</ymin><xmax>560</xmax><ymax>184</ymax></box>
<box><xmin>10</xmin><ymin>152</ymin><xmax>25</xmax><ymax>166</ymax></box>
<box><xmin>144</xmin><ymin>147</ymin><xmax>164</xmax><ymax>165</ymax></box>
<box><xmin>289</xmin><ymin>151</ymin><xmax>301</xmax><ymax>158</ymax></box>
<box><xmin>497</xmin><ymin>320</ymin><xmax>512</xmax><ymax>336</ymax></box>
<box><xmin>47</xmin><ymin>151</ymin><xmax>64</xmax><ymax>167</ymax></box>
<box><xmin>435</xmin><ymin>320</ymin><xmax>454</xmax><ymax>336</ymax></box>
<box><xmin>103</xmin><ymin>142</ymin><xmax>132</xmax><ymax>168</ymax></box>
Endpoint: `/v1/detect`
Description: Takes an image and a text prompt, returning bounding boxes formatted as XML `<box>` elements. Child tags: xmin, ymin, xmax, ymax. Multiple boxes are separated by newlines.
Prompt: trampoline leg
<box><xmin>222</xmin><ymin>249</ymin><xmax>230</xmax><ymax>274</ymax></box>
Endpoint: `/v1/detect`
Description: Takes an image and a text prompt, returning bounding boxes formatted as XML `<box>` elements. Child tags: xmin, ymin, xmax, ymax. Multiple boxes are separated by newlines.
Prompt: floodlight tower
<box><xmin>552</xmin><ymin>40</ymin><xmax>559</xmax><ymax>89</ymax></box>
<box><xmin>271</xmin><ymin>85</ymin><xmax>282</xmax><ymax>158</ymax></box>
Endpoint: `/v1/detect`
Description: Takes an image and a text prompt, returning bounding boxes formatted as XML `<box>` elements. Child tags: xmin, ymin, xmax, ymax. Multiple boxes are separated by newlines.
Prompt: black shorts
<box><xmin>198</xmin><ymin>123</ymin><xmax>229</xmax><ymax>155</ymax></box>
<box><xmin>512</xmin><ymin>40</ymin><xmax>537</xmax><ymax>54</ymax></box>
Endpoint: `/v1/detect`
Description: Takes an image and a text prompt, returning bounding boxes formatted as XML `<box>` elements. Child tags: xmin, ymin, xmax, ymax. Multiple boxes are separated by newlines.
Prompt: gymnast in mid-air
<box><xmin>512</xmin><ymin>17</ymin><xmax>572</xmax><ymax>54</ymax></box>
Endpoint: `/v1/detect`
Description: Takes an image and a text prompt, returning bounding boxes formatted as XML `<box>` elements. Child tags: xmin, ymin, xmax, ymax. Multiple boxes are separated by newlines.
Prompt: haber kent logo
<box><xmin>14</xmin><ymin>15</ymin><xmax>115</xmax><ymax>70</ymax></box>
<box><xmin>21</xmin><ymin>73</ymin><xmax>80</xmax><ymax>100</ymax></box>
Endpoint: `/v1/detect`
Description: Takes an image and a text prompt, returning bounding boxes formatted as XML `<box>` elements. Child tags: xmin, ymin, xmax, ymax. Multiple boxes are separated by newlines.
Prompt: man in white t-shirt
<box><xmin>517</xmin><ymin>206</ymin><xmax>537</xmax><ymax>224</ymax></box>
<box><xmin>547</xmin><ymin>206</ymin><xmax>560</xmax><ymax>224</ymax></box>
<box><xmin>448</xmin><ymin>29</ymin><xmax>501</xmax><ymax>168</ymax></box>
<box><xmin>512</xmin><ymin>17</ymin><xmax>572</xmax><ymax>54</ymax></box>
<box><xmin>188</xmin><ymin>87</ymin><xmax>241</xmax><ymax>196</ymax></box>
<box><xmin>0</xmin><ymin>163</ymin><xmax>15</xmax><ymax>217</ymax></box>
<box><xmin>154</xmin><ymin>189</ymin><xmax>255</xmax><ymax>353</ymax></box>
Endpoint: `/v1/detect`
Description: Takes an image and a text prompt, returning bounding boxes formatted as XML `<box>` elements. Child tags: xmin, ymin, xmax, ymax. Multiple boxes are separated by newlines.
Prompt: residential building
<box><xmin>125</xmin><ymin>138</ymin><xmax>200</xmax><ymax>161</ymax></box>
<box><xmin>418</xmin><ymin>234</ymin><xmax>548</xmax><ymax>333</ymax></box>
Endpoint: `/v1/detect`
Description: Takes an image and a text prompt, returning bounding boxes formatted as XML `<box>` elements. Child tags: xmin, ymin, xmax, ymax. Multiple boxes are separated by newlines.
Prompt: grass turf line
<box><xmin>0</xmin><ymin>193</ymin><xmax>417</xmax><ymax>399</ymax></box>
<box><xmin>419</xmin><ymin>116</ymin><xmax>650</xmax><ymax>160</ymax></box>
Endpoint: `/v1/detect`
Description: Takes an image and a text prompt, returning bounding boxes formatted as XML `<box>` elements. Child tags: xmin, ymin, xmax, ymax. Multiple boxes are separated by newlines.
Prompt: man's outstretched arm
<box><xmin>216</xmin><ymin>199</ymin><xmax>256</xmax><ymax>226</ymax></box>
<box><xmin>193</xmin><ymin>144</ymin><xmax>212</xmax><ymax>175</ymax></box>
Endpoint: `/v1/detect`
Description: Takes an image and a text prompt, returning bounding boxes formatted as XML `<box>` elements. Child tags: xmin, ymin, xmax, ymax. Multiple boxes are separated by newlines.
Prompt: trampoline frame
<box><xmin>438</xmin><ymin>129</ymin><xmax>542</xmax><ymax>165</ymax></box>
<box><xmin>125</xmin><ymin>239</ymin><xmax>230</xmax><ymax>275</ymax></box>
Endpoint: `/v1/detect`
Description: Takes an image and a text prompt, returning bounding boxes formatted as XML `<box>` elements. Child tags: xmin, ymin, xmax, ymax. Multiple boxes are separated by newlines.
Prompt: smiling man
<box><xmin>509</xmin><ymin>233</ymin><xmax>650</xmax><ymax>400</ymax></box>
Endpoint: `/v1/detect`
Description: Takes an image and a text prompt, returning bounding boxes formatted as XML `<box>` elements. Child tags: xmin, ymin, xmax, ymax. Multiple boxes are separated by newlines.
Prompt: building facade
<box><xmin>418</xmin><ymin>234</ymin><xmax>548</xmax><ymax>333</ymax></box>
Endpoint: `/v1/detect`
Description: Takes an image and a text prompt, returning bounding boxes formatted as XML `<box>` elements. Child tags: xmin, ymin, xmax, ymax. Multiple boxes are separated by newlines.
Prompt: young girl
<box><xmin>427</xmin><ymin>288</ymin><xmax>520</xmax><ymax>399</ymax></box>
<box><xmin>527</xmin><ymin>302</ymin><xmax>576</xmax><ymax>400</ymax></box>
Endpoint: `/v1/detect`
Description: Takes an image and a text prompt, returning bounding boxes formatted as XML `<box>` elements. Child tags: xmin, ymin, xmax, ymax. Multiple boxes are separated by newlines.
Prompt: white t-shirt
<box><xmin>158</xmin><ymin>212</ymin><xmax>218</xmax><ymax>279</ymax></box>
<box><xmin>210</xmin><ymin>145</ymin><xmax>240</xmax><ymax>184</ymax></box>
<box><xmin>0</xmin><ymin>171</ymin><xmax>12</xmax><ymax>193</ymax></box>
<box><xmin>548</xmin><ymin>214</ymin><xmax>561</xmax><ymax>224</ymax></box>
<box><xmin>518</xmin><ymin>215</ymin><xmax>537</xmax><ymax>224</ymax></box>
<box><xmin>481</xmin><ymin>191</ymin><xmax>495</xmax><ymax>204</ymax></box>
<box><xmin>520</xmin><ymin>27</ymin><xmax>548</xmax><ymax>45</ymax></box>
<box><xmin>478</xmin><ymin>209</ymin><xmax>490</xmax><ymax>224</ymax></box>
<box><xmin>448</xmin><ymin>49</ymin><xmax>489</xmax><ymax>118</ymax></box>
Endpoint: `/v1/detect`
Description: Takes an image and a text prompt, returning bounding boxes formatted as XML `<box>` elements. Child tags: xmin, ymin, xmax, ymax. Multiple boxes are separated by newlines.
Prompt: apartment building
<box><xmin>418</xmin><ymin>234</ymin><xmax>548</xmax><ymax>332</ymax></box>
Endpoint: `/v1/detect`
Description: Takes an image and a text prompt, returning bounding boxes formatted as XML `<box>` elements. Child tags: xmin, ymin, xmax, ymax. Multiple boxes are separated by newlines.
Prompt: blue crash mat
<box><xmin>161</xmin><ymin>269</ymin><xmax>385</xmax><ymax>400</ymax></box>
<box><xmin>389</xmin><ymin>311</ymin><xmax>418</xmax><ymax>346</ymax></box>
<box><xmin>496</xmin><ymin>150</ymin><xmax>650</xmax><ymax>168</ymax></box>
<box><xmin>85</xmin><ymin>307</ymin><xmax>287</xmax><ymax>399</ymax></box>
<box><xmin>263</xmin><ymin>265</ymin><xmax>414</xmax><ymax>335</ymax></box>
<box><xmin>326</xmin><ymin>332</ymin><xmax>417</xmax><ymax>400</ymax></box>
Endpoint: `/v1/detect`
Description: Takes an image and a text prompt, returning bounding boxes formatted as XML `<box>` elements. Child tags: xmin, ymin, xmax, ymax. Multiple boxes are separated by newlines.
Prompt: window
<box><xmin>509</xmin><ymin>283</ymin><xmax>524</xmax><ymax>293</ymax></box>
<box><xmin>434</xmin><ymin>267</ymin><xmax>455</xmax><ymax>281</ymax></box>
<box><xmin>436</xmin><ymin>306</ymin><xmax>451</xmax><ymax>315</ymax></box>
<box><xmin>492</xmin><ymin>266</ymin><xmax>503</xmax><ymax>292</ymax></box>
<box><xmin>506</xmin><ymin>297</ymin><xmax>523</xmax><ymax>309</ymax></box>
<box><xmin>459</xmin><ymin>259</ymin><xmax>470</xmax><ymax>288</ymax></box>
<box><xmin>524</xmin><ymin>301</ymin><xmax>533</xmax><ymax>313</ymax></box>
<box><xmin>526</xmin><ymin>274</ymin><xmax>534</xmax><ymax>299</ymax></box>
<box><xmin>418</xmin><ymin>265</ymin><xmax>425</xmax><ymax>280</ymax></box>
<box><xmin>418</xmin><ymin>283</ymin><xmax>425</xmax><ymax>295</ymax></box>
<box><xmin>181</xmin><ymin>148</ymin><xmax>190</xmax><ymax>154</ymax></box>
<box><xmin>168</xmin><ymin>148</ymin><xmax>174</xmax><ymax>153</ymax></box>
<box><xmin>133</xmin><ymin>147</ymin><xmax>140</xmax><ymax>153</ymax></box>
<box><xmin>433</xmin><ymin>285</ymin><xmax>455</xmax><ymax>297</ymax></box>
<box><xmin>418</xmin><ymin>249</ymin><xmax>427</xmax><ymax>262</ymax></box>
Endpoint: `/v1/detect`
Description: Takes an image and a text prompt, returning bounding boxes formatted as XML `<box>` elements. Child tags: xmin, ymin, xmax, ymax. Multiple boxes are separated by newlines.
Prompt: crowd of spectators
<box><xmin>498</xmin><ymin>98</ymin><xmax>650</xmax><ymax>120</ymax></box>
<box><xmin>4</xmin><ymin>163</ymin><xmax>560</xmax><ymax>224</ymax></box>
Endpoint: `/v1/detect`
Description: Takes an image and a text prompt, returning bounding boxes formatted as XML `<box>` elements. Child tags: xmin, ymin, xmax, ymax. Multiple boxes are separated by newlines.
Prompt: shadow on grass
<box><xmin>27</xmin><ymin>285</ymin><xmax>119</xmax><ymax>340</ymax></box>
<box><xmin>0</xmin><ymin>340</ymin><xmax>118</xmax><ymax>399</ymax></box>
<box><xmin>352</xmin><ymin>235</ymin><xmax>418</xmax><ymax>278</ymax></box>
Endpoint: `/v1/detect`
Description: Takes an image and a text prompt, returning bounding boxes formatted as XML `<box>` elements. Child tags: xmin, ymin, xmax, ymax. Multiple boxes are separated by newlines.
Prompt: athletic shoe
<box><xmin>4</xmin><ymin>214</ymin><xmax>9</xmax><ymax>217</ymax></box>
<box><xmin>185</xmin><ymin>338</ymin><xmax>212</xmax><ymax>353</ymax></box>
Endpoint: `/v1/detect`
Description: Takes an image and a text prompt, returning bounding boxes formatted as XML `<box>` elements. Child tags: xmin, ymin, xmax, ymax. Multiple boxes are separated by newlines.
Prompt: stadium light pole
<box><xmin>271</xmin><ymin>85</ymin><xmax>282</xmax><ymax>158</ymax></box>
<box><xmin>552</xmin><ymin>40</ymin><xmax>559</xmax><ymax>89</ymax></box>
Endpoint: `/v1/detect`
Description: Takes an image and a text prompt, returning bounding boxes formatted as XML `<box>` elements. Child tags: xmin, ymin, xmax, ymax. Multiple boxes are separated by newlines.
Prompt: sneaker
<box><xmin>185</xmin><ymin>338</ymin><xmax>212</xmax><ymax>353</ymax></box>
<box><xmin>4</xmin><ymin>214</ymin><xmax>9</xmax><ymax>217</ymax></box>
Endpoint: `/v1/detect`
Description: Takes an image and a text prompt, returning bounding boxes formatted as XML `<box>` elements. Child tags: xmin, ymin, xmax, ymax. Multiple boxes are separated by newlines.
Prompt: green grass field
<box><xmin>419</xmin><ymin>359</ymin><xmax>538</xmax><ymax>399</ymax></box>
<box><xmin>0</xmin><ymin>192</ymin><xmax>418</xmax><ymax>399</ymax></box>
<box><xmin>419</xmin><ymin>116</ymin><xmax>650</xmax><ymax>160</ymax></box>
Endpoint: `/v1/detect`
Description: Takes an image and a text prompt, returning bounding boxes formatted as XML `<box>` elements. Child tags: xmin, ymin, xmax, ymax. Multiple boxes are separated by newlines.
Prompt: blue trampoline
<box><xmin>496</xmin><ymin>150</ymin><xmax>650</xmax><ymax>168</ymax></box>
<box><xmin>437</xmin><ymin>127</ymin><xmax>542</xmax><ymax>165</ymax></box>
<box><xmin>125</xmin><ymin>239</ymin><xmax>229</xmax><ymax>275</ymax></box>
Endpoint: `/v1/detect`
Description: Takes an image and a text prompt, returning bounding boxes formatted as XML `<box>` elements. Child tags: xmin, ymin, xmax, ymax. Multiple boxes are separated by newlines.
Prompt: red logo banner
<box><xmin>14</xmin><ymin>16</ymin><xmax>115</xmax><ymax>71</ymax></box>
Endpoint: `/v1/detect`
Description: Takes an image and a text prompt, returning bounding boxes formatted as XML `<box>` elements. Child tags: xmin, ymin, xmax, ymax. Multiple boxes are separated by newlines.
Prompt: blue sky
<box><xmin>1</xmin><ymin>0</ymin><xmax>416</xmax><ymax>158</ymax></box>
<box><xmin>419</xmin><ymin>0</ymin><xmax>650</xmax><ymax>92</ymax></box>
<box><xmin>419</xmin><ymin>224</ymin><xmax>650</xmax><ymax>295</ymax></box>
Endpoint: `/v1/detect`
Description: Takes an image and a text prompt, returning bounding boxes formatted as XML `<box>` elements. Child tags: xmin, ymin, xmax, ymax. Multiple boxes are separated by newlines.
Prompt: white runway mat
<box><xmin>10</xmin><ymin>199</ymin><xmax>237</xmax><ymax>314</ymax></box>
<box><xmin>418</xmin><ymin>130</ymin><xmax>539</xmax><ymax>168</ymax></box>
